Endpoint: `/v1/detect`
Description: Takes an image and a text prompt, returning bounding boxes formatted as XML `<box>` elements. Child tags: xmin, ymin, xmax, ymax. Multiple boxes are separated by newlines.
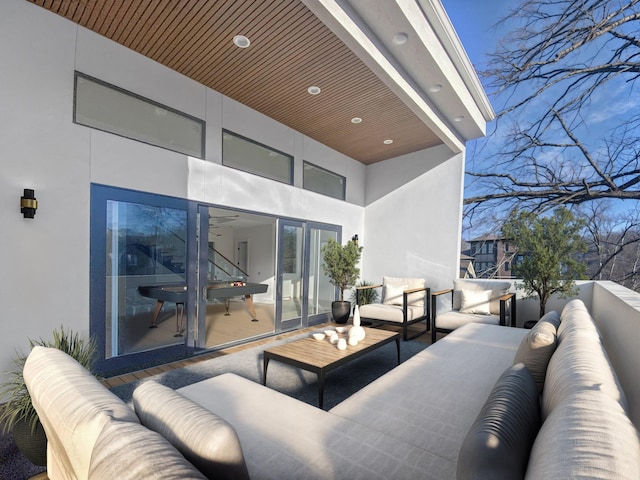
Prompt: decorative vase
<box><xmin>353</xmin><ymin>304</ymin><xmax>361</xmax><ymax>327</ymax></box>
<box><xmin>349</xmin><ymin>325</ymin><xmax>366</xmax><ymax>342</ymax></box>
<box><xmin>13</xmin><ymin>418</ymin><xmax>47</xmax><ymax>467</ymax></box>
<box><xmin>331</xmin><ymin>301</ymin><xmax>351</xmax><ymax>324</ymax></box>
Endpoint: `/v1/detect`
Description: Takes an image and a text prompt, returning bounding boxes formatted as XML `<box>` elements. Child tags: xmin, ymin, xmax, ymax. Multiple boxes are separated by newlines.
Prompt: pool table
<box><xmin>137</xmin><ymin>282</ymin><xmax>268</xmax><ymax>334</ymax></box>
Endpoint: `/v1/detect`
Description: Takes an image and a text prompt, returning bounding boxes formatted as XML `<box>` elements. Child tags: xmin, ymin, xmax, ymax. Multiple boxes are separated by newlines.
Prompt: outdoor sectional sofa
<box><xmin>23</xmin><ymin>299</ymin><xmax>640</xmax><ymax>479</ymax></box>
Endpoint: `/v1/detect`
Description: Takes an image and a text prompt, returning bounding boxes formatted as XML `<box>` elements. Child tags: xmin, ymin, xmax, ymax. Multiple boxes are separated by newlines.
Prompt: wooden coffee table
<box><xmin>263</xmin><ymin>327</ymin><xmax>400</xmax><ymax>409</ymax></box>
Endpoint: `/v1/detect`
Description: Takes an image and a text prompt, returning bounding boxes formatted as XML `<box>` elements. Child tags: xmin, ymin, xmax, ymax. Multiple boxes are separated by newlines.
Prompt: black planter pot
<box><xmin>331</xmin><ymin>301</ymin><xmax>351</xmax><ymax>324</ymax></box>
<box><xmin>13</xmin><ymin>418</ymin><xmax>47</xmax><ymax>467</ymax></box>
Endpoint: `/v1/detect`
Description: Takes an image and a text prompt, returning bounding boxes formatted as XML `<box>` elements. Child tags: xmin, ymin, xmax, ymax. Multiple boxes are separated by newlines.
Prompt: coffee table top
<box><xmin>263</xmin><ymin>327</ymin><xmax>399</xmax><ymax>370</ymax></box>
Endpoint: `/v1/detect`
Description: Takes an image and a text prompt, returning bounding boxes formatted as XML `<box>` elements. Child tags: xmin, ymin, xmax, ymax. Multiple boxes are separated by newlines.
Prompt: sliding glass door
<box><xmin>92</xmin><ymin>185</ymin><xmax>341</xmax><ymax>375</ymax></box>
<box><xmin>276</xmin><ymin>220</ymin><xmax>339</xmax><ymax>331</ymax></box>
<box><xmin>91</xmin><ymin>185</ymin><xmax>196</xmax><ymax>375</ymax></box>
<box><xmin>277</xmin><ymin>221</ymin><xmax>304</xmax><ymax>331</ymax></box>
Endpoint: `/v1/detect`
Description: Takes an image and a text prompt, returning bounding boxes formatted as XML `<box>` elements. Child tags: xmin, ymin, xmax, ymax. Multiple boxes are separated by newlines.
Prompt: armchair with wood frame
<box><xmin>356</xmin><ymin>276</ymin><xmax>430</xmax><ymax>341</ymax></box>
<box><xmin>430</xmin><ymin>279</ymin><xmax>516</xmax><ymax>343</ymax></box>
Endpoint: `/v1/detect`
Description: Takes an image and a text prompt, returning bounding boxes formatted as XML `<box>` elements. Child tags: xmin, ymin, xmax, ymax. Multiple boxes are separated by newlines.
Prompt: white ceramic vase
<box><xmin>353</xmin><ymin>304</ymin><xmax>361</xmax><ymax>327</ymax></box>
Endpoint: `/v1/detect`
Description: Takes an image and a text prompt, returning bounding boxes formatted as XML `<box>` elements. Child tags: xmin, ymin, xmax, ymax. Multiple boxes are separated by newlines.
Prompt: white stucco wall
<box><xmin>591</xmin><ymin>281</ymin><xmax>640</xmax><ymax>428</ymax></box>
<box><xmin>0</xmin><ymin>0</ymin><xmax>466</xmax><ymax>382</ymax></box>
<box><xmin>362</xmin><ymin>145</ymin><xmax>464</xmax><ymax>288</ymax></box>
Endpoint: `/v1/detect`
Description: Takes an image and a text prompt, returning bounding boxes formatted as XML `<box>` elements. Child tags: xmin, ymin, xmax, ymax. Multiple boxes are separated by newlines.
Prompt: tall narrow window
<box><xmin>74</xmin><ymin>72</ymin><xmax>205</xmax><ymax>158</ymax></box>
<box><xmin>303</xmin><ymin>161</ymin><xmax>346</xmax><ymax>200</ymax></box>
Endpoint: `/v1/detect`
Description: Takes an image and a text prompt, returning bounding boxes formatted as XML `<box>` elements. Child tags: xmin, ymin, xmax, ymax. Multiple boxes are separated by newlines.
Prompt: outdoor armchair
<box><xmin>431</xmin><ymin>279</ymin><xmax>516</xmax><ymax>343</ymax></box>
<box><xmin>356</xmin><ymin>277</ymin><xmax>430</xmax><ymax>341</ymax></box>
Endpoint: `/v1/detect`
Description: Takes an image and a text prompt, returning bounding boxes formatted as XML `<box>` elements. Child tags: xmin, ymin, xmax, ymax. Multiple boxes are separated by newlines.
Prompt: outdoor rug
<box><xmin>111</xmin><ymin>332</ymin><xmax>429</xmax><ymax>410</ymax></box>
<box><xmin>0</xmin><ymin>430</ymin><xmax>45</xmax><ymax>480</ymax></box>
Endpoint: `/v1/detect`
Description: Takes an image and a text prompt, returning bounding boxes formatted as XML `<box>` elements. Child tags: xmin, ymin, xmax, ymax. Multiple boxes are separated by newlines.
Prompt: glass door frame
<box><xmin>90</xmin><ymin>184</ymin><xmax>198</xmax><ymax>376</ymax></box>
<box><xmin>275</xmin><ymin>219</ymin><xmax>341</xmax><ymax>332</ymax></box>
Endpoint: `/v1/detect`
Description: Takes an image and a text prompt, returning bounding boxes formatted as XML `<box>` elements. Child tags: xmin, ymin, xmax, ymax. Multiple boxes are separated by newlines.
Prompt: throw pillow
<box><xmin>133</xmin><ymin>381</ymin><xmax>250</xmax><ymax>480</ymax></box>
<box><xmin>459</xmin><ymin>289</ymin><xmax>492</xmax><ymax>315</ymax></box>
<box><xmin>383</xmin><ymin>284</ymin><xmax>407</xmax><ymax>305</ymax></box>
<box><xmin>457</xmin><ymin>363</ymin><xmax>540</xmax><ymax>480</ymax></box>
<box><xmin>513</xmin><ymin>311</ymin><xmax>560</xmax><ymax>393</ymax></box>
<box><xmin>453</xmin><ymin>280</ymin><xmax>510</xmax><ymax>314</ymax></box>
<box><xmin>383</xmin><ymin>277</ymin><xmax>426</xmax><ymax>306</ymax></box>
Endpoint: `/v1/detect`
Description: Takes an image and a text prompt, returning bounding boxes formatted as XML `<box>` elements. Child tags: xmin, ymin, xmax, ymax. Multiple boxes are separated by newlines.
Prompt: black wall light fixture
<box><xmin>20</xmin><ymin>189</ymin><xmax>38</xmax><ymax>219</ymax></box>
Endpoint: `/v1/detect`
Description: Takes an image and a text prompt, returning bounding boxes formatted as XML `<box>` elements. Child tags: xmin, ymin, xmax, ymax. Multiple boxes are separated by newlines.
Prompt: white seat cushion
<box><xmin>359</xmin><ymin>303</ymin><xmax>425</xmax><ymax>323</ymax></box>
<box><xmin>436</xmin><ymin>311</ymin><xmax>501</xmax><ymax>330</ymax></box>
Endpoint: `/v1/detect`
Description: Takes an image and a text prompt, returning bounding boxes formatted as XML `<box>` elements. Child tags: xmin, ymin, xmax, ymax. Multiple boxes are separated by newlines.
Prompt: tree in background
<box><xmin>466</xmin><ymin>0</ymin><xmax>640</xmax><ymax>213</ymax></box>
<box><xmin>580</xmin><ymin>201</ymin><xmax>640</xmax><ymax>290</ymax></box>
<box><xmin>502</xmin><ymin>208</ymin><xmax>587</xmax><ymax>317</ymax></box>
<box><xmin>463</xmin><ymin>0</ymin><xmax>640</xmax><ymax>290</ymax></box>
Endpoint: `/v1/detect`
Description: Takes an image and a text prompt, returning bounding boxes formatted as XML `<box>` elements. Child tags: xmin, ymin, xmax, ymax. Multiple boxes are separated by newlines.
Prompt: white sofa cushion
<box><xmin>542</xmin><ymin>310</ymin><xmax>627</xmax><ymax>419</ymax></box>
<box><xmin>88</xmin><ymin>419</ymin><xmax>206</xmax><ymax>479</ymax></box>
<box><xmin>513</xmin><ymin>311</ymin><xmax>560</xmax><ymax>392</ymax></box>
<box><xmin>526</xmin><ymin>391</ymin><xmax>640</xmax><ymax>480</ymax></box>
<box><xmin>133</xmin><ymin>381</ymin><xmax>249</xmax><ymax>480</ymax></box>
<box><xmin>459</xmin><ymin>289</ymin><xmax>492</xmax><ymax>315</ymax></box>
<box><xmin>330</xmin><ymin>323</ymin><xmax>528</xmax><ymax>478</ymax></box>
<box><xmin>383</xmin><ymin>276</ymin><xmax>425</xmax><ymax>306</ymax></box>
<box><xmin>453</xmin><ymin>280</ymin><xmax>510</xmax><ymax>315</ymax></box>
<box><xmin>23</xmin><ymin>346</ymin><xmax>140</xmax><ymax>480</ymax></box>
<box><xmin>557</xmin><ymin>298</ymin><xmax>601</xmax><ymax>341</ymax></box>
<box><xmin>178</xmin><ymin>373</ymin><xmax>445</xmax><ymax>479</ymax></box>
<box><xmin>359</xmin><ymin>303</ymin><xmax>425</xmax><ymax>323</ymax></box>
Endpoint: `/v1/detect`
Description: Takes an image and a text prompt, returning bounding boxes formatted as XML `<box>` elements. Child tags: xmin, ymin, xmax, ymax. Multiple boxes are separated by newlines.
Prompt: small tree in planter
<box><xmin>502</xmin><ymin>207</ymin><xmax>587</xmax><ymax>317</ymax></box>
<box><xmin>0</xmin><ymin>326</ymin><xmax>96</xmax><ymax>466</ymax></box>
<box><xmin>321</xmin><ymin>238</ymin><xmax>363</xmax><ymax>323</ymax></box>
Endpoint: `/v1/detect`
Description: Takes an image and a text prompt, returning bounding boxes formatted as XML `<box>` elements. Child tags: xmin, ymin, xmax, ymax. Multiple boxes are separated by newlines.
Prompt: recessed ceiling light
<box><xmin>233</xmin><ymin>35</ymin><xmax>251</xmax><ymax>48</ymax></box>
<box><xmin>428</xmin><ymin>84</ymin><xmax>443</xmax><ymax>93</ymax></box>
<box><xmin>307</xmin><ymin>86</ymin><xmax>321</xmax><ymax>95</ymax></box>
<box><xmin>383</xmin><ymin>139</ymin><xmax>394</xmax><ymax>145</ymax></box>
<box><xmin>453</xmin><ymin>115</ymin><xmax>465</xmax><ymax>122</ymax></box>
<box><xmin>392</xmin><ymin>32</ymin><xmax>409</xmax><ymax>45</ymax></box>
<box><xmin>351</xmin><ymin>117</ymin><xmax>362</xmax><ymax>124</ymax></box>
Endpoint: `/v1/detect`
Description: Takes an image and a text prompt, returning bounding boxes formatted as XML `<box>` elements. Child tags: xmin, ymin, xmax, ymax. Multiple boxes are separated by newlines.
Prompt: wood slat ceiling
<box><xmin>29</xmin><ymin>0</ymin><xmax>443</xmax><ymax>164</ymax></box>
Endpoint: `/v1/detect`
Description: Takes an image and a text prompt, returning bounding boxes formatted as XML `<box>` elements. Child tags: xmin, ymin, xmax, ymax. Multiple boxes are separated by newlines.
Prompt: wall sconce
<box><xmin>351</xmin><ymin>234</ymin><xmax>359</xmax><ymax>246</ymax></box>
<box><xmin>20</xmin><ymin>189</ymin><xmax>38</xmax><ymax>219</ymax></box>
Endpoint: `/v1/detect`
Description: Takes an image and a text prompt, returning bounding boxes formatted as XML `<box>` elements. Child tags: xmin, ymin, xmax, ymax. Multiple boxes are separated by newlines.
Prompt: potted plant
<box><xmin>321</xmin><ymin>238</ymin><xmax>363</xmax><ymax>323</ymax></box>
<box><xmin>350</xmin><ymin>280</ymin><xmax>381</xmax><ymax>306</ymax></box>
<box><xmin>0</xmin><ymin>326</ymin><xmax>96</xmax><ymax>466</ymax></box>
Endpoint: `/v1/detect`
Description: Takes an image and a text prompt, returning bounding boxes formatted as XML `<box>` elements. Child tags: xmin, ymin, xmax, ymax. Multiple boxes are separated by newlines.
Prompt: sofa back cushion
<box><xmin>23</xmin><ymin>346</ymin><xmax>140</xmax><ymax>480</ymax></box>
<box><xmin>542</xmin><ymin>305</ymin><xmax>627</xmax><ymax>419</ymax></box>
<box><xmin>453</xmin><ymin>280</ymin><xmax>511</xmax><ymax>315</ymax></box>
<box><xmin>526</xmin><ymin>391</ymin><xmax>640</xmax><ymax>480</ymax></box>
<box><xmin>89</xmin><ymin>419</ymin><xmax>206</xmax><ymax>479</ymax></box>
<box><xmin>557</xmin><ymin>298</ymin><xmax>600</xmax><ymax>342</ymax></box>
<box><xmin>382</xmin><ymin>277</ymin><xmax>425</xmax><ymax>306</ymax></box>
<box><xmin>457</xmin><ymin>363</ymin><xmax>540</xmax><ymax>480</ymax></box>
<box><xmin>133</xmin><ymin>381</ymin><xmax>250</xmax><ymax>480</ymax></box>
<box><xmin>513</xmin><ymin>311</ymin><xmax>560</xmax><ymax>392</ymax></box>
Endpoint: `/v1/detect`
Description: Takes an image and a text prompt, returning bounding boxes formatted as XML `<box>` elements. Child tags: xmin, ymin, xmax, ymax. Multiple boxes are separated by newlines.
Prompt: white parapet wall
<box><xmin>591</xmin><ymin>281</ymin><xmax>640</xmax><ymax>429</ymax></box>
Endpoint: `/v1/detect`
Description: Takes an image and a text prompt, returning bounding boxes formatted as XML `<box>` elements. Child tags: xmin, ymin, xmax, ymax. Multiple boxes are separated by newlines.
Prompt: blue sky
<box><xmin>441</xmin><ymin>0</ymin><xmax>515</xmax><ymax>71</ymax></box>
<box><xmin>442</xmin><ymin>0</ymin><xmax>640</xmax><ymax>230</ymax></box>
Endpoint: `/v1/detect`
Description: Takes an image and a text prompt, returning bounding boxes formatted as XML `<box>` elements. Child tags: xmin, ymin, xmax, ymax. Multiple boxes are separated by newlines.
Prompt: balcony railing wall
<box><xmin>459</xmin><ymin>278</ymin><xmax>639</xmax><ymax>429</ymax></box>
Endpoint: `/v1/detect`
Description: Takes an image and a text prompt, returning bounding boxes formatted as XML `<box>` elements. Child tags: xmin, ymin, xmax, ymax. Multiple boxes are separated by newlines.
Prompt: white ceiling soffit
<box><xmin>302</xmin><ymin>0</ymin><xmax>495</xmax><ymax>153</ymax></box>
